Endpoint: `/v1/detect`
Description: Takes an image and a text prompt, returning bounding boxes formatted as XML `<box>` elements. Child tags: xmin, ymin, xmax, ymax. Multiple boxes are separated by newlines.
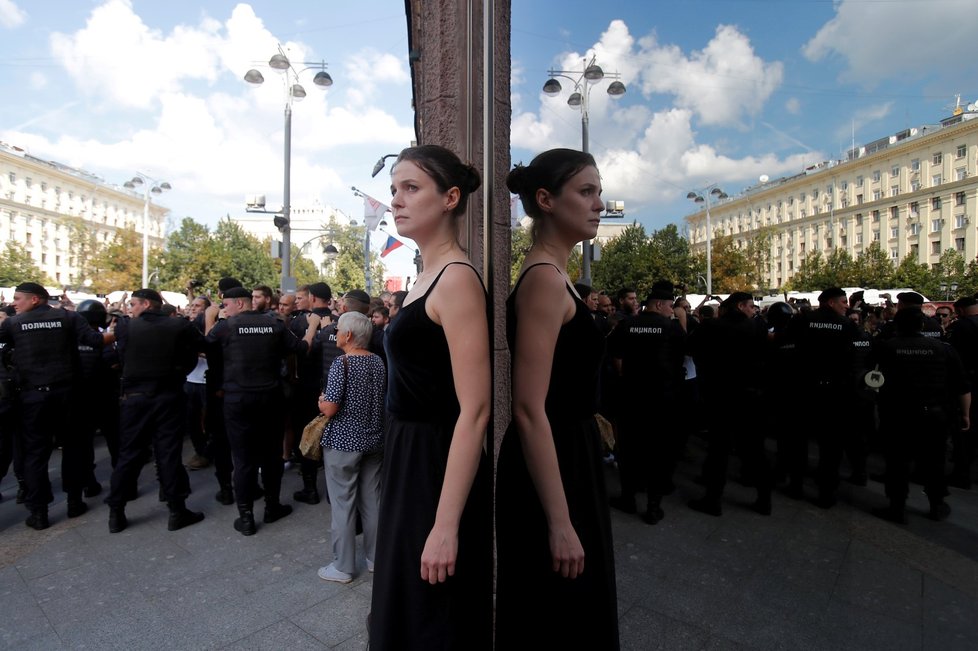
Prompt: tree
<box><xmin>158</xmin><ymin>217</ymin><xmax>219</xmax><ymax>293</ymax></box>
<box><xmin>786</xmin><ymin>251</ymin><xmax>826</xmax><ymax>291</ymax></box>
<box><xmin>0</xmin><ymin>241</ymin><xmax>51</xmax><ymax>286</ymax></box>
<box><xmin>87</xmin><ymin>229</ymin><xmax>150</xmax><ymax>293</ymax></box>
<box><xmin>922</xmin><ymin>249</ymin><xmax>966</xmax><ymax>300</ymax></box>
<box><xmin>648</xmin><ymin>224</ymin><xmax>696</xmax><ymax>288</ymax></box>
<box><xmin>697</xmin><ymin>234</ymin><xmax>750</xmax><ymax>292</ymax></box>
<box><xmin>510</xmin><ymin>226</ymin><xmax>532</xmax><ymax>286</ymax></box>
<box><xmin>591</xmin><ymin>224</ymin><xmax>657</xmax><ymax>295</ymax></box>
<box><xmin>823</xmin><ymin>248</ymin><xmax>856</xmax><ymax>288</ymax></box>
<box><xmin>66</xmin><ymin>220</ymin><xmax>101</xmax><ymax>286</ymax></box>
<box><xmin>208</xmin><ymin>218</ymin><xmax>278</xmax><ymax>290</ymax></box>
<box><xmin>320</xmin><ymin>219</ymin><xmax>385</xmax><ymax>293</ymax></box>
<box><xmin>891</xmin><ymin>256</ymin><xmax>931</xmax><ymax>293</ymax></box>
<box><xmin>853</xmin><ymin>242</ymin><xmax>893</xmax><ymax>288</ymax></box>
<box><xmin>960</xmin><ymin>259</ymin><xmax>978</xmax><ymax>298</ymax></box>
<box><xmin>744</xmin><ymin>226</ymin><xmax>775</xmax><ymax>292</ymax></box>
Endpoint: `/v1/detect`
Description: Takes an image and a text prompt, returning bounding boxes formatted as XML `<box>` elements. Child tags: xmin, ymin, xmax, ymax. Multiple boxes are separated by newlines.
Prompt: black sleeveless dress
<box><xmin>495</xmin><ymin>263</ymin><xmax>620</xmax><ymax>650</ymax></box>
<box><xmin>369</xmin><ymin>262</ymin><xmax>492</xmax><ymax>651</ymax></box>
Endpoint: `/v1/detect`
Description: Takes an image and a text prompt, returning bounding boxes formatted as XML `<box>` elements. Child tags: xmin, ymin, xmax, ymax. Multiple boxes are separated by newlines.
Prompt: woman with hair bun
<box><xmin>369</xmin><ymin>145</ymin><xmax>492</xmax><ymax>650</ymax></box>
<box><xmin>496</xmin><ymin>148</ymin><xmax>619</xmax><ymax>649</ymax></box>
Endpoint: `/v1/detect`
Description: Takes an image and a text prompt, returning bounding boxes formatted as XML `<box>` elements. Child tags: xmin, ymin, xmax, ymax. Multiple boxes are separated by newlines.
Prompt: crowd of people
<box><xmin>2</xmin><ymin>144</ymin><xmax>975</xmax><ymax>650</ymax></box>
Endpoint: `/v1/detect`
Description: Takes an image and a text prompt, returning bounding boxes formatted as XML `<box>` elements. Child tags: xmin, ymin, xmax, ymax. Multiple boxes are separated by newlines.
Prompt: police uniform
<box><xmin>0</xmin><ymin>329</ymin><xmax>23</xmax><ymax>501</ymax></box>
<box><xmin>944</xmin><ymin>311</ymin><xmax>978</xmax><ymax>487</ymax></box>
<box><xmin>208</xmin><ymin>301</ymin><xmax>311</xmax><ymax>535</ymax></box>
<box><xmin>608</xmin><ymin>294</ymin><xmax>686</xmax><ymax>523</ymax></box>
<box><xmin>787</xmin><ymin>298</ymin><xmax>860</xmax><ymax>506</ymax></box>
<box><xmin>0</xmin><ymin>284</ymin><xmax>105</xmax><ymax>529</ymax></box>
<box><xmin>872</xmin><ymin>308</ymin><xmax>969</xmax><ymax>522</ymax></box>
<box><xmin>687</xmin><ymin>296</ymin><xmax>772</xmax><ymax>515</ymax></box>
<box><xmin>105</xmin><ymin>290</ymin><xmax>205</xmax><ymax>533</ymax></box>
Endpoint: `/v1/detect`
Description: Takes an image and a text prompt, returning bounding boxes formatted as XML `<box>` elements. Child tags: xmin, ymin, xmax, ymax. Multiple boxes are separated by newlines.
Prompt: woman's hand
<box><xmin>420</xmin><ymin>522</ymin><xmax>458</xmax><ymax>585</ymax></box>
<box><xmin>548</xmin><ymin>522</ymin><xmax>585</xmax><ymax>579</ymax></box>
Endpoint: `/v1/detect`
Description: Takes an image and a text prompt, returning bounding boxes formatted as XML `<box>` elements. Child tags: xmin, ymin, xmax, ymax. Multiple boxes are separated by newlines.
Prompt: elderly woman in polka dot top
<box><xmin>316</xmin><ymin>311</ymin><xmax>386</xmax><ymax>584</ymax></box>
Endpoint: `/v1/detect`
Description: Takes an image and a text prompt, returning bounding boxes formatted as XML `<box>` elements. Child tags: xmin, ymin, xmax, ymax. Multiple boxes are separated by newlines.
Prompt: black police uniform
<box><xmin>199</xmin><ymin>312</ymin><xmax>235</xmax><ymax>502</ymax></box>
<box><xmin>0</xmin><ymin>304</ymin><xmax>103</xmax><ymax>523</ymax></box>
<box><xmin>289</xmin><ymin>307</ymin><xmax>332</xmax><ymax>503</ymax></box>
<box><xmin>787</xmin><ymin>306</ymin><xmax>859</xmax><ymax>505</ymax></box>
<box><xmin>208</xmin><ymin>310</ymin><xmax>310</xmax><ymax>531</ymax></box>
<box><xmin>0</xmin><ymin>338</ymin><xmax>23</xmax><ymax>500</ymax></box>
<box><xmin>607</xmin><ymin>310</ymin><xmax>685</xmax><ymax>520</ymax></box>
<box><xmin>106</xmin><ymin>310</ymin><xmax>204</xmax><ymax>518</ymax></box>
<box><xmin>687</xmin><ymin>307</ymin><xmax>771</xmax><ymax>514</ymax></box>
<box><xmin>945</xmin><ymin>314</ymin><xmax>978</xmax><ymax>487</ymax></box>
<box><xmin>763</xmin><ymin>315</ymin><xmax>798</xmax><ymax>484</ymax></box>
<box><xmin>872</xmin><ymin>331</ymin><xmax>968</xmax><ymax>516</ymax></box>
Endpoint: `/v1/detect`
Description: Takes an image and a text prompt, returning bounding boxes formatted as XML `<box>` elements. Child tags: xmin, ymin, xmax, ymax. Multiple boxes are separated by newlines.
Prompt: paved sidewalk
<box><xmin>1</xmin><ymin>439</ymin><xmax>977</xmax><ymax>650</ymax></box>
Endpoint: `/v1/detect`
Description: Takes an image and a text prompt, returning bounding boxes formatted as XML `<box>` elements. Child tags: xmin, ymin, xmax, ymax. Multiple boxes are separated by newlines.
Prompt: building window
<box><xmin>933</xmin><ymin>197</ymin><xmax>942</xmax><ymax>210</ymax></box>
<box><xmin>856</xmin><ymin>214</ymin><xmax>864</xmax><ymax>226</ymax></box>
<box><xmin>841</xmin><ymin>236</ymin><xmax>848</xmax><ymax>246</ymax></box>
<box><xmin>933</xmin><ymin>152</ymin><xmax>943</xmax><ymax>165</ymax></box>
<box><xmin>800</xmin><ymin>209</ymin><xmax>806</xmax><ymax>219</ymax></box>
<box><xmin>932</xmin><ymin>174</ymin><xmax>942</xmax><ymax>186</ymax></box>
<box><xmin>841</xmin><ymin>181</ymin><xmax>848</xmax><ymax>191</ymax></box>
<box><xmin>890</xmin><ymin>185</ymin><xmax>898</xmax><ymax>197</ymax></box>
<box><xmin>890</xmin><ymin>206</ymin><xmax>900</xmax><ymax>220</ymax></box>
<box><xmin>857</xmin><ymin>233</ymin><xmax>864</xmax><ymax>244</ymax></box>
<box><xmin>910</xmin><ymin>223</ymin><xmax>921</xmax><ymax>236</ymax></box>
<box><xmin>932</xmin><ymin>218</ymin><xmax>943</xmax><ymax>232</ymax></box>
<box><xmin>910</xmin><ymin>201</ymin><xmax>920</xmax><ymax>216</ymax></box>
<box><xmin>956</xmin><ymin>215</ymin><xmax>968</xmax><ymax>229</ymax></box>
<box><xmin>956</xmin><ymin>191</ymin><xmax>966</xmax><ymax>206</ymax></box>
<box><xmin>891</xmin><ymin>227</ymin><xmax>899</xmax><ymax>238</ymax></box>
<box><xmin>957</xmin><ymin>168</ymin><xmax>967</xmax><ymax>181</ymax></box>
<box><xmin>891</xmin><ymin>248</ymin><xmax>899</xmax><ymax>259</ymax></box>
<box><xmin>872</xmin><ymin>210</ymin><xmax>881</xmax><ymax>222</ymax></box>
<box><xmin>40</xmin><ymin>182</ymin><xmax>47</xmax><ymax>192</ymax></box>
<box><xmin>873</xmin><ymin>231</ymin><xmax>880</xmax><ymax>241</ymax></box>
<box><xmin>911</xmin><ymin>243</ymin><xmax>919</xmax><ymax>257</ymax></box>
<box><xmin>957</xmin><ymin>144</ymin><xmax>967</xmax><ymax>159</ymax></box>
<box><xmin>800</xmin><ymin>243</ymin><xmax>806</xmax><ymax>253</ymax></box>
<box><xmin>813</xmin><ymin>189</ymin><xmax>819</xmax><ymax>200</ymax></box>
<box><xmin>932</xmin><ymin>241</ymin><xmax>941</xmax><ymax>255</ymax></box>
<box><xmin>873</xmin><ymin>190</ymin><xmax>882</xmax><ymax>201</ymax></box>
<box><xmin>957</xmin><ymin>237</ymin><xmax>966</xmax><ymax>252</ymax></box>
<box><xmin>856</xmin><ymin>176</ymin><xmax>863</xmax><ymax>187</ymax></box>
<box><xmin>857</xmin><ymin>194</ymin><xmax>864</xmax><ymax>204</ymax></box>
<box><xmin>911</xmin><ymin>180</ymin><xmax>922</xmax><ymax>192</ymax></box>
<box><xmin>24</xmin><ymin>177</ymin><xmax>31</xmax><ymax>188</ymax></box>
<box><xmin>911</xmin><ymin>158</ymin><xmax>920</xmax><ymax>171</ymax></box>
<box><xmin>873</xmin><ymin>170</ymin><xmax>881</xmax><ymax>182</ymax></box>
<box><xmin>891</xmin><ymin>165</ymin><xmax>900</xmax><ymax>178</ymax></box>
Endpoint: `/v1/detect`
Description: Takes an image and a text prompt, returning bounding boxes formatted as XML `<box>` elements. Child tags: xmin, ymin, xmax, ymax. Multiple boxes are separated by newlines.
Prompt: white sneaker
<box><xmin>366</xmin><ymin>558</ymin><xmax>375</xmax><ymax>573</ymax></box>
<box><xmin>318</xmin><ymin>563</ymin><xmax>353</xmax><ymax>584</ymax></box>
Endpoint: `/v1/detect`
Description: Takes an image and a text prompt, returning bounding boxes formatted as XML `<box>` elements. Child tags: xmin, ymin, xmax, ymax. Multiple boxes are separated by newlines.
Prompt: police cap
<box><xmin>222</xmin><ymin>287</ymin><xmax>251</xmax><ymax>299</ymax></box>
<box><xmin>15</xmin><ymin>282</ymin><xmax>49</xmax><ymax>300</ymax></box>
<box><xmin>308</xmin><ymin>282</ymin><xmax>332</xmax><ymax>301</ymax></box>
<box><xmin>645</xmin><ymin>281</ymin><xmax>674</xmax><ymax>304</ymax></box>
<box><xmin>344</xmin><ymin>289</ymin><xmax>370</xmax><ymax>304</ymax></box>
<box><xmin>896</xmin><ymin>291</ymin><xmax>924</xmax><ymax>306</ymax></box>
<box><xmin>218</xmin><ymin>277</ymin><xmax>243</xmax><ymax>293</ymax></box>
<box><xmin>817</xmin><ymin>287</ymin><xmax>846</xmax><ymax>303</ymax></box>
<box><xmin>132</xmin><ymin>288</ymin><xmax>163</xmax><ymax>303</ymax></box>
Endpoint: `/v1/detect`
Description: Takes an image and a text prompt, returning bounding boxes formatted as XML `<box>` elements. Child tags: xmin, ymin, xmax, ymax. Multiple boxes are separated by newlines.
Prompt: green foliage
<box><xmin>208</xmin><ymin>219</ymin><xmax>278</xmax><ymax>290</ymax></box>
<box><xmin>891</xmin><ymin>256</ymin><xmax>931</xmax><ymax>293</ymax></box>
<box><xmin>919</xmin><ymin>249</ymin><xmax>966</xmax><ymax>300</ymax></box>
<box><xmin>158</xmin><ymin>217</ymin><xmax>219</xmax><ymax>293</ymax></box>
<box><xmin>509</xmin><ymin>226</ymin><xmax>532</xmax><ymax>286</ymax></box>
<box><xmin>0</xmin><ymin>241</ymin><xmax>51</xmax><ymax>286</ymax></box>
<box><xmin>320</xmin><ymin>218</ymin><xmax>385</xmax><ymax>294</ymax></box>
<box><xmin>591</xmin><ymin>224</ymin><xmax>657</xmax><ymax>294</ymax></box>
<box><xmin>852</xmin><ymin>242</ymin><xmax>894</xmax><ymax>288</ymax></box>
<box><xmin>649</xmin><ymin>224</ymin><xmax>696</xmax><ymax>287</ymax></box>
<box><xmin>696</xmin><ymin>234</ymin><xmax>750</xmax><ymax>292</ymax></box>
<box><xmin>87</xmin><ymin>228</ymin><xmax>152</xmax><ymax>293</ymax></box>
<box><xmin>66</xmin><ymin>220</ymin><xmax>100</xmax><ymax>286</ymax></box>
<box><xmin>744</xmin><ymin>226</ymin><xmax>775</xmax><ymax>292</ymax></box>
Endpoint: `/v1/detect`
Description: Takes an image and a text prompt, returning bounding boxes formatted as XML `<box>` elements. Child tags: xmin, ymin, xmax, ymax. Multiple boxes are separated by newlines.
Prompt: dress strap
<box><xmin>425</xmin><ymin>261</ymin><xmax>485</xmax><ymax>296</ymax></box>
<box><xmin>512</xmin><ymin>262</ymin><xmax>563</xmax><ymax>294</ymax></box>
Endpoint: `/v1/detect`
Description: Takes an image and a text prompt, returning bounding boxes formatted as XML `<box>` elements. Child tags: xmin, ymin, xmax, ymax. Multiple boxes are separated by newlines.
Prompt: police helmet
<box><xmin>765</xmin><ymin>301</ymin><xmax>794</xmax><ymax>330</ymax></box>
<box><xmin>76</xmin><ymin>299</ymin><xmax>108</xmax><ymax>328</ymax></box>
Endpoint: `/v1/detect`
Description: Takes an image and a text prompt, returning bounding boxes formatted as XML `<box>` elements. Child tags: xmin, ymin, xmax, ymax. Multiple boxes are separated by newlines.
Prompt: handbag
<box><xmin>300</xmin><ymin>357</ymin><xmax>350</xmax><ymax>461</ymax></box>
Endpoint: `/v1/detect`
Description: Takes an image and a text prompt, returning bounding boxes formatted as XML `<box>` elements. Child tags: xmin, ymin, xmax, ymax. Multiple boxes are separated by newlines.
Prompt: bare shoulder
<box><xmin>516</xmin><ymin>264</ymin><xmax>574</xmax><ymax>324</ymax></box>
<box><xmin>428</xmin><ymin>263</ymin><xmax>487</xmax><ymax>324</ymax></box>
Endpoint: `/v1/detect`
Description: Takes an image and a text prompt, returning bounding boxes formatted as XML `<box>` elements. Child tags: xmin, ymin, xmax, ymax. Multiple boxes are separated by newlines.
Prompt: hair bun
<box><xmin>506</xmin><ymin>163</ymin><xmax>529</xmax><ymax>195</ymax></box>
<box><xmin>462</xmin><ymin>164</ymin><xmax>482</xmax><ymax>193</ymax></box>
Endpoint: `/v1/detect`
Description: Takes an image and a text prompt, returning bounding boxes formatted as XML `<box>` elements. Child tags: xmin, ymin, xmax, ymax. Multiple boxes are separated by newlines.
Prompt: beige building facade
<box><xmin>685</xmin><ymin>109</ymin><xmax>978</xmax><ymax>290</ymax></box>
<box><xmin>0</xmin><ymin>141</ymin><xmax>166</xmax><ymax>287</ymax></box>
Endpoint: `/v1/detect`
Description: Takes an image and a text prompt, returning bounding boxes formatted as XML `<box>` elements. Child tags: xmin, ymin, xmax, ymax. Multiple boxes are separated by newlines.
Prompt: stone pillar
<box><xmin>405</xmin><ymin>0</ymin><xmax>512</xmax><ymax>455</ymax></box>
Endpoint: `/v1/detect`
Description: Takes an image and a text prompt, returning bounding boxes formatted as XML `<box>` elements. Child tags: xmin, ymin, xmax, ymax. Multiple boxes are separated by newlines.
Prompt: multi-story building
<box><xmin>684</xmin><ymin>104</ymin><xmax>978</xmax><ymax>290</ymax></box>
<box><xmin>0</xmin><ymin>141</ymin><xmax>167</xmax><ymax>286</ymax></box>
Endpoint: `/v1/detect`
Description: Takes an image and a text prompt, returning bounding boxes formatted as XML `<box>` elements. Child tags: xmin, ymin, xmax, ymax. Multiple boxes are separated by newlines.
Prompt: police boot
<box><xmin>751</xmin><ymin>489</ymin><xmax>773</xmax><ymax>516</ymax></box>
<box><xmin>108</xmin><ymin>505</ymin><xmax>128</xmax><ymax>533</ymax></box>
<box><xmin>25</xmin><ymin>507</ymin><xmax>50</xmax><ymax>531</ymax></box>
<box><xmin>642</xmin><ymin>495</ymin><xmax>665</xmax><ymax>525</ymax></box>
<box><xmin>873</xmin><ymin>499</ymin><xmax>908</xmax><ymax>525</ymax></box>
<box><xmin>84</xmin><ymin>480</ymin><xmax>102</xmax><ymax>498</ymax></box>
<box><xmin>609</xmin><ymin>493</ymin><xmax>637</xmax><ymax>514</ymax></box>
<box><xmin>66</xmin><ymin>492</ymin><xmax>88</xmax><ymax>518</ymax></box>
<box><xmin>214</xmin><ymin>480</ymin><xmax>235</xmax><ymax>506</ymax></box>
<box><xmin>293</xmin><ymin>470</ymin><xmax>320</xmax><ymax>505</ymax></box>
<box><xmin>16</xmin><ymin>480</ymin><xmax>26</xmax><ymax>504</ymax></box>
<box><xmin>234</xmin><ymin>503</ymin><xmax>257</xmax><ymax>536</ymax></box>
<box><xmin>927</xmin><ymin>498</ymin><xmax>951</xmax><ymax>522</ymax></box>
<box><xmin>688</xmin><ymin>495</ymin><xmax>722</xmax><ymax>517</ymax></box>
<box><xmin>263</xmin><ymin>499</ymin><xmax>293</xmax><ymax>524</ymax></box>
<box><xmin>167</xmin><ymin>500</ymin><xmax>205</xmax><ymax>531</ymax></box>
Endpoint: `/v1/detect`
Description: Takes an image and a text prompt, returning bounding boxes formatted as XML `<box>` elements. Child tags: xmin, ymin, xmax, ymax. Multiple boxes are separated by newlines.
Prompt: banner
<box><xmin>381</xmin><ymin>235</ymin><xmax>404</xmax><ymax>258</ymax></box>
<box><xmin>363</xmin><ymin>194</ymin><xmax>390</xmax><ymax>231</ymax></box>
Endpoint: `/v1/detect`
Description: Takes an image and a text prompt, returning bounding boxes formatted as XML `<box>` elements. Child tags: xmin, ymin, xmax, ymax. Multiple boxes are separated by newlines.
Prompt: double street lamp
<box><xmin>687</xmin><ymin>185</ymin><xmax>728</xmax><ymax>297</ymax></box>
<box><xmin>245</xmin><ymin>46</ymin><xmax>333</xmax><ymax>293</ymax></box>
<box><xmin>123</xmin><ymin>173</ymin><xmax>171</xmax><ymax>288</ymax></box>
<box><xmin>542</xmin><ymin>55</ymin><xmax>625</xmax><ymax>286</ymax></box>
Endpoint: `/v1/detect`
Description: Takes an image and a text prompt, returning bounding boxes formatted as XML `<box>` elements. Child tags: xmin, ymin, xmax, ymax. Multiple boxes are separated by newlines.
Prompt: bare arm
<box><xmin>420</xmin><ymin>265</ymin><xmax>491</xmax><ymax>584</ymax></box>
<box><xmin>961</xmin><ymin>392</ymin><xmax>971</xmax><ymax>430</ymax></box>
<box><xmin>511</xmin><ymin>266</ymin><xmax>585</xmax><ymax>579</ymax></box>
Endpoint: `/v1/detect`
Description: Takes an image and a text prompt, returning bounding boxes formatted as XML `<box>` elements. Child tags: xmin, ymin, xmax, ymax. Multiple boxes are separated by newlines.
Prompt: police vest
<box><xmin>224</xmin><ymin>313</ymin><xmax>281</xmax><ymax>389</ymax></box>
<box><xmin>123</xmin><ymin>316</ymin><xmax>188</xmax><ymax>382</ymax></box>
<box><xmin>10</xmin><ymin>307</ymin><xmax>74</xmax><ymax>387</ymax></box>
<box><xmin>320</xmin><ymin>323</ymin><xmax>341</xmax><ymax>382</ymax></box>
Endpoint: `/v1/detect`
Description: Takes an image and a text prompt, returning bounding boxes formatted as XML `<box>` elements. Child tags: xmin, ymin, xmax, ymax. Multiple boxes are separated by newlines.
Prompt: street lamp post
<box><xmin>245</xmin><ymin>46</ymin><xmax>333</xmax><ymax>293</ymax></box>
<box><xmin>687</xmin><ymin>185</ymin><xmax>728</xmax><ymax>296</ymax></box>
<box><xmin>123</xmin><ymin>173</ymin><xmax>171</xmax><ymax>288</ymax></box>
<box><xmin>542</xmin><ymin>55</ymin><xmax>625</xmax><ymax>286</ymax></box>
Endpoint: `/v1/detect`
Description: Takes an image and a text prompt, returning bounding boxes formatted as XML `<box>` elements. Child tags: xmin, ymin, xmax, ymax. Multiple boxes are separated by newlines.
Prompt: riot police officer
<box><xmin>0</xmin><ymin>282</ymin><xmax>108</xmax><ymax>529</ymax></box>
<box><xmin>207</xmin><ymin>287</ymin><xmax>320</xmax><ymax>535</ymax></box>
<box><xmin>0</xmin><ymin>304</ymin><xmax>22</xmax><ymax>502</ymax></box>
<box><xmin>105</xmin><ymin>289</ymin><xmax>206</xmax><ymax>533</ymax></box>
<box><xmin>75</xmin><ymin>299</ymin><xmax>113</xmax><ymax>497</ymax></box>
<box><xmin>945</xmin><ymin>296</ymin><xmax>978</xmax><ymax>488</ymax></box>
<box><xmin>872</xmin><ymin>307</ymin><xmax>970</xmax><ymax>523</ymax></box>
<box><xmin>608</xmin><ymin>281</ymin><xmax>686</xmax><ymax>524</ymax></box>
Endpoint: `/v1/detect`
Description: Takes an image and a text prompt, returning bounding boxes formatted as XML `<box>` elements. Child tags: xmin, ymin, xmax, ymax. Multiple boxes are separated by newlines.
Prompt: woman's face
<box><xmin>390</xmin><ymin>160</ymin><xmax>458</xmax><ymax>241</ymax></box>
<box><xmin>539</xmin><ymin>165</ymin><xmax>603</xmax><ymax>242</ymax></box>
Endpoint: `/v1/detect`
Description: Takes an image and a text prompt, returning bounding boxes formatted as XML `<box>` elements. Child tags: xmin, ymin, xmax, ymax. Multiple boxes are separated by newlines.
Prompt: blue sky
<box><xmin>1</xmin><ymin>0</ymin><xmax>976</xmax><ymax>266</ymax></box>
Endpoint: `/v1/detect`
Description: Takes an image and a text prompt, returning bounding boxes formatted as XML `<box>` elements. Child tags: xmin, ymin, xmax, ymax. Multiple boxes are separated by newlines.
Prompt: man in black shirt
<box><xmin>945</xmin><ymin>296</ymin><xmax>978</xmax><ymax>488</ymax></box>
<box><xmin>105</xmin><ymin>289</ymin><xmax>206</xmax><ymax>534</ymax></box>
<box><xmin>208</xmin><ymin>287</ymin><xmax>320</xmax><ymax>535</ymax></box>
<box><xmin>0</xmin><ymin>282</ymin><xmax>108</xmax><ymax>529</ymax></box>
<box><xmin>608</xmin><ymin>281</ymin><xmax>686</xmax><ymax>524</ymax></box>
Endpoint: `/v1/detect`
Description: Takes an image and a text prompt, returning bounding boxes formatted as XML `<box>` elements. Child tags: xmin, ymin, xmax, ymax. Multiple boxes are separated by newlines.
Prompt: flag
<box><xmin>381</xmin><ymin>235</ymin><xmax>404</xmax><ymax>258</ymax></box>
<box><xmin>363</xmin><ymin>194</ymin><xmax>390</xmax><ymax>231</ymax></box>
<box><xmin>510</xmin><ymin>195</ymin><xmax>521</xmax><ymax>229</ymax></box>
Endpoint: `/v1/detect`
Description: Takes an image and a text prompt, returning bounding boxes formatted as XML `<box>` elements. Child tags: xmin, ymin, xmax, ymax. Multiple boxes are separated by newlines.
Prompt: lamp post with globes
<box><xmin>244</xmin><ymin>45</ymin><xmax>333</xmax><ymax>293</ymax></box>
<box><xmin>542</xmin><ymin>55</ymin><xmax>625</xmax><ymax>286</ymax></box>
<box><xmin>123</xmin><ymin>173</ymin><xmax>171</xmax><ymax>289</ymax></box>
<box><xmin>687</xmin><ymin>185</ymin><xmax>728</xmax><ymax>297</ymax></box>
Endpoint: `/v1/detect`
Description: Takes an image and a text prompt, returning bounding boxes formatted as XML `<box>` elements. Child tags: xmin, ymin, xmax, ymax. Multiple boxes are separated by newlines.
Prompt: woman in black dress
<box><xmin>496</xmin><ymin>148</ymin><xmax>620</xmax><ymax>649</ymax></box>
<box><xmin>369</xmin><ymin>145</ymin><xmax>492</xmax><ymax>650</ymax></box>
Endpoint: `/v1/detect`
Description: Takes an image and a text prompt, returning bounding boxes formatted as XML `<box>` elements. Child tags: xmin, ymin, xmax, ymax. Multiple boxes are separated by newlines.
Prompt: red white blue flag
<box><xmin>381</xmin><ymin>235</ymin><xmax>404</xmax><ymax>258</ymax></box>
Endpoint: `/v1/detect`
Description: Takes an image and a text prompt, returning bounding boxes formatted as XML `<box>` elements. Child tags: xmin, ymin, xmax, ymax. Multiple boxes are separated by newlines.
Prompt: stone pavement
<box><xmin>1</xmin><ymin>438</ymin><xmax>977</xmax><ymax>650</ymax></box>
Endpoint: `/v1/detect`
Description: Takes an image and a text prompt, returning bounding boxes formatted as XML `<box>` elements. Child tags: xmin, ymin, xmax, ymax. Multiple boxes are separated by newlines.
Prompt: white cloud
<box><xmin>785</xmin><ymin>98</ymin><xmax>800</xmax><ymax>114</ymax></box>
<box><xmin>803</xmin><ymin>0</ymin><xmax>978</xmax><ymax>86</ymax></box>
<box><xmin>835</xmin><ymin>102</ymin><xmax>894</xmax><ymax>143</ymax></box>
<box><xmin>0</xmin><ymin>0</ymin><xmax>26</xmax><ymax>28</ymax></box>
<box><xmin>343</xmin><ymin>49</ymin><xmax>410</xmax><ymax>106</ymax></box>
